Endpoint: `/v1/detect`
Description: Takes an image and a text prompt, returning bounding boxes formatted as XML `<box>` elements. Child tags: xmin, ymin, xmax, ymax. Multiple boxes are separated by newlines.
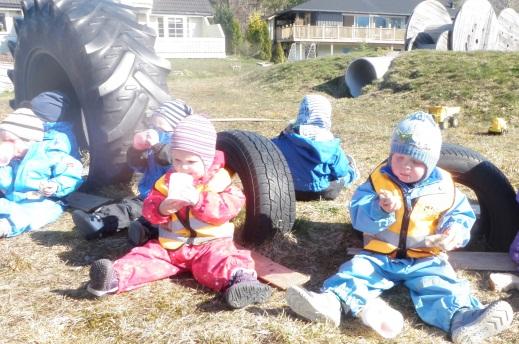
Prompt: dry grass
<box><xmin>0</xmin><ymin>52</ymin><xmax>518</xmax><ymax>343</ymax></box>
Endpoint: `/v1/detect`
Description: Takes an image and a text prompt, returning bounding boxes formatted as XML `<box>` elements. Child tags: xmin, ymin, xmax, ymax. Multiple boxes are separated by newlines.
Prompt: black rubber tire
<box><xmin>10</xmin><ymin>0</ymin><xmax>171</xmax><ymax>188</ymax></box>
<box><xmin>216</xmin><ymin>130</ymin><xmax>296</xmax><ymax>244</ymax></box>
<box><xmin>439</xmin><ymin>143</ymin><xmax>519</xmax><ymax>251</ymax></box>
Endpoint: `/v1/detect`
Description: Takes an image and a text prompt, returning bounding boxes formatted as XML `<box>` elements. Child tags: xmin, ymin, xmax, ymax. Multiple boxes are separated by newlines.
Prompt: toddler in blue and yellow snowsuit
<box><xmin>286</xmin><ymin>112</ymin><xmax>514</xmax><ymax>343</ymax></box>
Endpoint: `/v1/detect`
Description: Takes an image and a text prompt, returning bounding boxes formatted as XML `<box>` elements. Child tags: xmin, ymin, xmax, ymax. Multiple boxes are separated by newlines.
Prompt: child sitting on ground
<box><xmin>0</xmin><ymin>107</ymin><xmax>83</xmax><ymax>238</ymax></box>
<box><xmin>286</xmin><ymin>112</ymin><xmax>513</xmax><ymax>343</ymax></box>
<box><xmin>72</xmin><ymin>99</ymin><xmax>192</xmax><ymax>244</ymax></box>
<box><xmin>272</xmin><ymin>94</ymin><xmax>358</xmax><ymax>201</ymax></box>
<box><xmin>86</xmin><ymin>114</ymin><xmax>272</xmax><ymax>308</ymax></box>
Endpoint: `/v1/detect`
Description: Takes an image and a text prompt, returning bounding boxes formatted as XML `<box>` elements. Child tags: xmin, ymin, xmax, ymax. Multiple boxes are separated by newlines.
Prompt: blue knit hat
<box><xmin>31</xmin><ymin>91</ymin><xmax>70</xmax><ymax>122</ymax></box>
<box><xmin>390</xmin><ymin>112</ymin><xmax>442</xmax><ymax>179</ymax></box>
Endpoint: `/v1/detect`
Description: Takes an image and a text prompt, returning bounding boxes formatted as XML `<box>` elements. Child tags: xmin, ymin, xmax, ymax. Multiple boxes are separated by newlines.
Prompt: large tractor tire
<box><xmin>439</xmin><ymin>143</ymin><xmax>519</xmax><ymax>251</ymax></box>
<box><xmin>9</xmin><ymin>0</ymin><xmax>171</xmax><ymax>188</ymax></box>
<box><xmin>217</xmin><ymin>131</ymin><xmax>296</xmax><ymax>244</ymax></box>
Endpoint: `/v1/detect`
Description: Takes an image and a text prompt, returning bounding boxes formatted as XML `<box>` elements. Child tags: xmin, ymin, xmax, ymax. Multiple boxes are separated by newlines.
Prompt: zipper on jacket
<box><xmin>396</xmin><ymin>192</ymin><xmax>412</xmax><ymax>259</ymax></box>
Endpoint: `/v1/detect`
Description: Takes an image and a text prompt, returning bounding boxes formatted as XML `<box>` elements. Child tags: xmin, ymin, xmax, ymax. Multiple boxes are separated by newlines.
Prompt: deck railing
<box><xmin>276</xmin><ymin>25</ymin><xmax>406</xmax><ymax>43</ymax></box>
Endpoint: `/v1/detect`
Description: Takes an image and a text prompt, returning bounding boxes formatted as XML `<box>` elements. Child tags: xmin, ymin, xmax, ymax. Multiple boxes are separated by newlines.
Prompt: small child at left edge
<box><xmin>85</xmin><ymin>114</ymin><xmax>273</xmax><ymax>308</ymax></box>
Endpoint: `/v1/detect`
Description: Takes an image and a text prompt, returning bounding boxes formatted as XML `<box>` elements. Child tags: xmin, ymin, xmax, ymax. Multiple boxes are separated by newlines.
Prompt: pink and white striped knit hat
<box><xmin>171</xmin><ymin>114</ymin><xmax>216</xmax><ymax>169</ymax></box>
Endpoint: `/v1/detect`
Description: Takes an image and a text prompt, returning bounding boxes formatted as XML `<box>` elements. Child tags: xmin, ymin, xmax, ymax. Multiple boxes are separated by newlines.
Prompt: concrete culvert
<box><xmin>344</xmin><ymin>55</ymin><xmax>397</xmax><ymax>98</ymax></box>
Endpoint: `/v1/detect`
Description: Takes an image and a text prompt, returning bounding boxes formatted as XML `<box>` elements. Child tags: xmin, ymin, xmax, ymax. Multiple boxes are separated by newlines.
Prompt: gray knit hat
<box><xmin>390</xmin><ymin>111</ymin><xmax>442</xmax><ymax>179</ymax></box>
<box><xmin>152</xmin><ymin>99</ymin><xmax>193</xmax><ymax>130</ymax></box>
<box><xmin>0</xmin><ymin>108</ymin><xmax>44</xmax><ymax>142</ymax></box>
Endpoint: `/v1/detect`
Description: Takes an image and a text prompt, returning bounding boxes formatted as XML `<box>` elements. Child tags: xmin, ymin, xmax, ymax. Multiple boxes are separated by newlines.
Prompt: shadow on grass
<box><xmin>313</xmin><ymin>76</ymin><xmax>351</xmax><ymax>99</ymax></box>
<box><xmin>30</xmin><ymin>224</ymin><xmax>132</xmax><ymax>267</ymax></box>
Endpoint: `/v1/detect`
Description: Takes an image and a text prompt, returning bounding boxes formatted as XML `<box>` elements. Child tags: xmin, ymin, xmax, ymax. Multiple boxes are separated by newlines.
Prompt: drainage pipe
<box><xmin>344</xmin><ymin>55</ymin><xmax>397</xmax><ymax>98</ymax></box>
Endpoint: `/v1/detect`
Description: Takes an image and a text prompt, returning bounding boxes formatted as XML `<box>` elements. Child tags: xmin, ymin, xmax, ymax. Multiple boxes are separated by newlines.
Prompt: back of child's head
<box><xmin>31</xmin><ymin>91</ymin><xmax>70</xmax><ymax>122</ymax></box>
<box><xmin>295</xmin><ymin>94</ymin><xmax>332</xmax><ymax>130</ymax></box>
<box><xmin>390</xmin><ymin>111</ymin><xmax>442</xmax><ymax>179</ymax></box>
<box><xmin>171</xmin><ymin>114</ymin><xmax>216</xmax><ymax>169</ymax></box>
<box><xmin>0</xmin><ymin>108</ymin><xmax>44</xmax><ymax>142</ymax></box>
<box><xmin>151</xmin><ymin>99</ymin><xmax>193</xmax><ymax>131</ymax></box>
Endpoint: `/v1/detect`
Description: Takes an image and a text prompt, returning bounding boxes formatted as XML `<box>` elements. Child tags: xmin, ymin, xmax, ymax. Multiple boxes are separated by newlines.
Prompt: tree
<box><xmin>214</xmin><ymin>4</ymin><xmax>242</xmax><ymax>55</ymax></box>
<box><xmin>246</xmin><ymin>12</ymin><xmax>271</xmax><ymax>60</ymax></box>
<box><xmin>271</xmin><ymin>41</ymin><xmax>285</xmax><ymax>63</ymax></box>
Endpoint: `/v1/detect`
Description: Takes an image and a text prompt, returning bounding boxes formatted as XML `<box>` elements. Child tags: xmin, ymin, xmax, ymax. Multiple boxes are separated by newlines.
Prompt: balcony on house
<box><xmin>276</xmin><ymin>24</ymin><xmax>406</xmax><ymax>44</ymax></box>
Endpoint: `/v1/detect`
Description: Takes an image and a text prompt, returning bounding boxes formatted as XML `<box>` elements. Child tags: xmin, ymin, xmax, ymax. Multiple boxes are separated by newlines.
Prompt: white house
<box><xmin>0</xmin><ymin>0</ymin><xmax>226</xmax><ymax>59</ymax></box>
<box><xmin>0</xmin><ymin>0</ymin><xmax>21</xmax><ymax>57</ymax></box>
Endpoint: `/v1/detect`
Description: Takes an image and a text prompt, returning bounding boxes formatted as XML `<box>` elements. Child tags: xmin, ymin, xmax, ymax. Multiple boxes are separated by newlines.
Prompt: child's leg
<box><xmin>403</xmin><ymin>256</ymin><xmax>482</xmax><ymax>332</ymax></box>
<box><xmin>0</xmin><ymin>198</ymin><xmax>62</xmax><ymax>237</ymax></box>
<box><xmin>112</xmin><ymin>239</ymin><xmax>185</xmax><ymax>292</ymax></box>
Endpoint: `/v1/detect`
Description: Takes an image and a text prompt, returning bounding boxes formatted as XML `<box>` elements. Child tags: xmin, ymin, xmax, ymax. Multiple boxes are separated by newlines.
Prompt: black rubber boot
<box><xmin>72</xmin><ymin>210</ymin><xmax>116</xmax><ymax>240</ymax></box>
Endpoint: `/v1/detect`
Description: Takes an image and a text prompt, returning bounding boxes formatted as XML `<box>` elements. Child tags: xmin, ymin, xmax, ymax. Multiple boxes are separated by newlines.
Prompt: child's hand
<box><xmin>425</xmin><ymin>228</ymin><xmax>462</xmax><ymax>251</ymax></box>
<box><xmin>39</xmin><ymin>181</ymin><xmax>58</xmax><ymax>197</ymax></box>
<box><xmin>159</xmin><ymin>198</ymin><xmax>188</xmax><ymax>215</ymax></box>
<box><xmin>133</xmin><ymin>129</ymin><xmax>159</xmax><ymax>150</ymax></box>
<box><xmin>378</xmin><ymin>189</ymin><xmax>401</xmax><ymax>213</ymax></box>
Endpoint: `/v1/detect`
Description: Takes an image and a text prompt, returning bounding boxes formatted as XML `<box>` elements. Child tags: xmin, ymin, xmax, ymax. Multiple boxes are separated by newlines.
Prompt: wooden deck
<box><xmin>276</xmin><ymin>25</ymin><xmax>406</xmax><ymax>44</ymax></box>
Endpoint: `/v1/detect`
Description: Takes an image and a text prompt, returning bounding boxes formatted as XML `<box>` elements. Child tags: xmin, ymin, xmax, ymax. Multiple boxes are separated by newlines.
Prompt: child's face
<box><xmin>150</xmin><ymin>115</ymin><xmax>174</xmax><ymax>132</ymax></box>
<box><xmin>390</xmin><ymin>153</ymin><xmax>426</xmax><ymax>183</ymax></box>
<box><xmin>0</xmin><ymin>130</ymin><xmax>29</xmax><ymax>158</ymax></box>
<box><xmin>171</xmin><ymin>149</ymin><xmax>205</xmax><ymax>180</ymax></box>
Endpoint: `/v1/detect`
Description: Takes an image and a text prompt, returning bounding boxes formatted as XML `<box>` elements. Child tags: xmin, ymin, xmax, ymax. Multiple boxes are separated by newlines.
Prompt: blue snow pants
<box><xmin>322</xmin><ymin>251</ymin><xmax>482</xmax><ymax>332</ymax></box>
<box><xmin>0</xmin><ymin>198</ymin><xmax>63</xmax><ymax>237</ymax></box>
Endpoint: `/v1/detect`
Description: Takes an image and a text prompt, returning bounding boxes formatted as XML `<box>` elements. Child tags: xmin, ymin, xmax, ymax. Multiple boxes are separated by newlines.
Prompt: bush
<box><xmin>272</xmin><ymin>42</ymin><xmax>286</xmax><ymax>64</ymax></box>
<box><xmin>246</xmin><ymin>12</ymin><xmax>272</xmax><ymax>61</ymax></box>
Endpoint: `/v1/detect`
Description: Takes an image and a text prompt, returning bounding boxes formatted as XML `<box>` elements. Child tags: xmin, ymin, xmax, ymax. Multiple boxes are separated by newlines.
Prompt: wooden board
<box><xmin>236</xmin><ymin>245</ymin><xmax>310</xmax><ymax>290</ymax></box>
<box><xmin>347</xmin><ymin>248</ymin><xmax>517</xmax><ymax>272</ymax></box>
<box><xmin>63</xmin><ymin>191</ymin><xmax>114</xmax><ymax>212</ymax></box>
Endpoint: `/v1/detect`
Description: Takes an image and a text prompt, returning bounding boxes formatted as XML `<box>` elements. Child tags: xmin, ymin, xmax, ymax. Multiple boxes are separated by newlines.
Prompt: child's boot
<box><xmin>224</xmin><ymin>269</ymin><xmax>272</xmax><ymax>309</ymax></box>
<box><xmin>127</xmin><ymin>219</ymin><xmax>158</xmax><ymax>246</ymax></box>
<box><xmin>286</xmin><ymin>285</ymin><xmax>342</xmax><ymax>327</ymax></box>
<box><xmin>359</xmin><ymin>297</ymin><xmax>404</xmax><ymax>339</ymax></box>
<box><xmin>72</xmin><ymin>210</ymin><xmax>116</xmax><ymax>240</ymax></box>
<box><xmin>450</xmin><ymin>301</ymin><xmax>513</xmax><ymax>344</ymax></box>
<box><xmin>87</xmin><ymin>259</ymin><xmax>119</xmax><ymax>297</ymax></box>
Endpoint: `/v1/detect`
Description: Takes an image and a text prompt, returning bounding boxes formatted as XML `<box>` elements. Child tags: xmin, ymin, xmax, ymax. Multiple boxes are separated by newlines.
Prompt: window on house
<box><xmin>168</xmin><ymin>17</ymin><xmax>184</xmax><ymax>38</ymax></box>
<box><xmin>157</xmin><ymin>17</ymin><xmax>164</xmax><ymax>37</ymax></box>
<box><xmin>389</xmin><ymin>17</ymin><xmax>405</xmax><ymax>29</ymax></box>
<box><xmin>343</xmin><ymin>15</ymin><xmax>354</xmax><ymax>27</ymax></box>
<box><xmin>355</xmin><ymin>16</ymin><xmax>369</xmax><ymax>27</ymax></box>
<box><xmin>0</xmin><ymin>14</ymin><xmax>6</xmax><ymax>32</ymax></box>
<box><xmin>373</xmin><ymin>16</ymin><xmax>388</xmax><ymax>28</ymax></box>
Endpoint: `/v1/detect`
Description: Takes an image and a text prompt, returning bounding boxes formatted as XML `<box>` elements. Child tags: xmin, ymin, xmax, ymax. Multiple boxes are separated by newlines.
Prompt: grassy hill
<box><xmin>0</xmin><ymin>51</ymin><xmax>518</xmax><ymax>343</ymax></box>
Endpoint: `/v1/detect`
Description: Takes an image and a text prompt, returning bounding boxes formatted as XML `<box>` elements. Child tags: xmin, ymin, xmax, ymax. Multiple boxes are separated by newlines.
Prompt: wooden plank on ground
<box><xmin>236</xmin><ymin>245</ymin><xmax>310</xmax><ymax>290</ymax></box>
<box><xmin>347</xmin><ymin>248</ymin><xmax>517</xmax><ymax>272</ymax></box>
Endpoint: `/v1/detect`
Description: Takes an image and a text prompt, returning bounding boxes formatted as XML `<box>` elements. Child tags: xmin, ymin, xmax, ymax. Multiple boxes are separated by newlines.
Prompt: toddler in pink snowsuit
<box><xmin>86</xmin><ymin>114</ymin><xmax>272</xmax><ymax>308</ymax></box>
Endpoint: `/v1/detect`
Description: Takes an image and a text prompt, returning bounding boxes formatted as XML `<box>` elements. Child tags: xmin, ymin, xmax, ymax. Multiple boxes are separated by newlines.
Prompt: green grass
<box><xmin>0</xmin><ymin>51</ymin><xmax>518</xmax><ymax>343</ymax></box>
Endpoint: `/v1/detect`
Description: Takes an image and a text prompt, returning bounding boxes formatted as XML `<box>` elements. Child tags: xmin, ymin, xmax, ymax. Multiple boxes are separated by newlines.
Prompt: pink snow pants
<box><xmin>113</xmin><ymin>238</ymin><xmax>255</xmax><ymax>293</ymax></box>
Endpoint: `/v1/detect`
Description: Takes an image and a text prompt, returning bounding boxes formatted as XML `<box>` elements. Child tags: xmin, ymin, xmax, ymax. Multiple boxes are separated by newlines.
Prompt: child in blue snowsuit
<box><xmin>510</xmin><ymin>191</ymin><xmax>519</xmax><ymax>268</ymax></box>
<box><xmin>286</xmin><ymin>112</ymin><xmax>513</xmax><ymax>343</ymax></box>
<box><xmin>272</xmin><ymin>94</ymin><xmax>358</xmax><ymax>201</ymax></box>
<box><xmin>0</xmin><ymin>108</ymin><xmax>83</xmax><ymax>238</ymax></box>
<box><xmin>72</xmin><ymin>99</ymin><xmax>193</xmax><ymax>244</ymax></box>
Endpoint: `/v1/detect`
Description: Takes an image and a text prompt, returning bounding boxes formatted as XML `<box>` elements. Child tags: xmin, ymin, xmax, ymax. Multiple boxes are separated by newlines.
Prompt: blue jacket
<box><xmin>272</xmin><ymin>131</ymin><xmax>357</xmax><ymax>192</ymax></box>
<box><xmin>0</xmin><ymin>138</ymin><xmax>83</xmax><ymax>203</ymax></box>
<box><xmin>350</xmin><ymin>164</ymin><xmax>476</xmax><ymax>249</ymax></box>
<box><xmin>127</xmin><ymin>132</ymin><xmax>171</xmax><ymax>200</ymax></box>
<box><xmin>43</xmin><ymin>121</ymin><xmax>80</xmax><ymax>159</ymax></box>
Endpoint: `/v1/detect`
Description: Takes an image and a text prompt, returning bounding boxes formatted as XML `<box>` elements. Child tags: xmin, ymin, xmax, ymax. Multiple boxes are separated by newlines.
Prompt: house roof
<box><xmin>0</xmin><ymin>0</ymin><xmax>21</xmax><ymax>9</ymax></box>
<box><xmin>284</xmin><ymin>0</ymin><xmax>456</xmax><ymax>16</ymax></box>
<box><xmin>152</xmin><ymin>0</ymin><xmax>214</xmax><ymax>16</ymax></box>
